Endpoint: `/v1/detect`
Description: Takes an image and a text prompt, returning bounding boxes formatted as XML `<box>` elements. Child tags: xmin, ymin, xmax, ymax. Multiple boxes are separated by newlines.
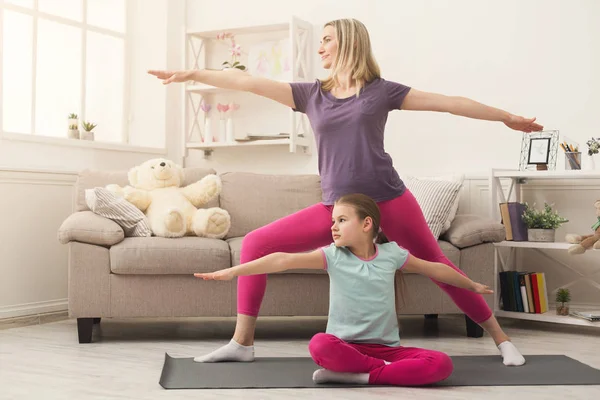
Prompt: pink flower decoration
<box><xmin>200</xmin><ymin>103</ymin><xmax>211</xmax><ymax>113</ymax></box>
<box><xmin>229</xmin><ymin>102</ymin><xmax>240</xmax><ymax>112</ymax></box>
<box><xmin>230</xmin><ymin>44</ymin><xmax>242</xmax><ymax>57</ymax></box>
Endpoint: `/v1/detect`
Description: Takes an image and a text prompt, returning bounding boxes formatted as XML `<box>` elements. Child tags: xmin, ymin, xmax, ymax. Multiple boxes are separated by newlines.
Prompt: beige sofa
<box><xmin>58</xmin><ymin>167</ymin><xmax>505</xmax><ymax>343</ymax></box>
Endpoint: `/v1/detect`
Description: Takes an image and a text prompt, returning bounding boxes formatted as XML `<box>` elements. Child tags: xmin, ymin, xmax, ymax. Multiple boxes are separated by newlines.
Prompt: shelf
<box><xmin>495</xmin><ymin>310</ymin><xmax>600</xmax><ymax>327</ymax></box>
<box><xmin>187</xmin><ymin>23</ymin><xmax>291</xmax><ymax>39</ymax></box>
<box><xmin>186</xmin><ymin>84</ymin><xmax>234</xmax><ymax>94</ymax></box>
<box><xmin>187</xmin><ymin>138</ymin><xmax>292</xmax><ymax>149</ymax></box>
<box><xmin>492</xmin><ymin>169</ymin><xmax>600</xmax><ymax>179</ymax></box>
<box><xmin>494</xmin><ymin>241</ymin><xmax>573</xmax><ymax>250</ymax></box>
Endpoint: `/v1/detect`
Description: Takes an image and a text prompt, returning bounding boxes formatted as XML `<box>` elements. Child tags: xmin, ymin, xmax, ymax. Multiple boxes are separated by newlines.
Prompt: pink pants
<box><xmin>309</xmin><ymin>333</ymin><xmax>453</xmax><ymax>386</ymax></box>
<box><xmin>238</xmin><ymin>189</ymin><xmax>493</xmax><ymax>324</ymax></box>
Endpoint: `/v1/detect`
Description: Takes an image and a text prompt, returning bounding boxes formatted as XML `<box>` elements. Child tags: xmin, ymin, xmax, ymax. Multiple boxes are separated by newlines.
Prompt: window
<box><xmin>1</xmin><ymin>0</ymin><xmax>128</xmax><ymax>143</ymax></box>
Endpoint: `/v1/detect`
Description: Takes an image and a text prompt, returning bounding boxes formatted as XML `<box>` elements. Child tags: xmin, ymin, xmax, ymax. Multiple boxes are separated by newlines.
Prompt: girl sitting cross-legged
<box><xmin>194</xmin><ymin>193</ymin><xmax>494</xmax><ymax>386</ymax></box>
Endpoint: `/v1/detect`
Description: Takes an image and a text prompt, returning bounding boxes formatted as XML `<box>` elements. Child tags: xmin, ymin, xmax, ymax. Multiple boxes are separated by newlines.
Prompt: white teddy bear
<box><xmin>106</xmin><ymin>158</ymin><xmax>231</xmax><ymax>239</ymax></box>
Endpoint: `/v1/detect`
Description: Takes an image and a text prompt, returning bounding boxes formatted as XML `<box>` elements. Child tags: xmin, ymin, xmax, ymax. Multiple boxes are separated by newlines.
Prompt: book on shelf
<box><xmin>499</xmin><ymin>202</ymin><xmax>528</xmax><ymax>241</ymax></box>
<box><xmin>235</xmin><ymin>133</ymin><xmax>292</xmax><ymax>142</ymax></box>
<box><xmin>499</xmin><ymin>271</ymin><xmax>548</xmax><ymax>313</ymax></box>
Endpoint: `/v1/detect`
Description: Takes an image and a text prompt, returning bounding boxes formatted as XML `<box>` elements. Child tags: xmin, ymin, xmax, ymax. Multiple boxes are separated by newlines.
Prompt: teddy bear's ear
<box><xmin>128</xmin><ymin>167</ymin><xmax>139</xmax><ymax>186</ymax></box>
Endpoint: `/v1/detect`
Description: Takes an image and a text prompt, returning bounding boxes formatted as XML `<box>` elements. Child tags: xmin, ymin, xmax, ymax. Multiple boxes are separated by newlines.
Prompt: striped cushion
<box><xmin>403</xmin><ymin>176</ymin><xmax>463</xmax><ymax>239</ymax></box>
<box><xmin>85</xmin><ymin>187</ymin><xmax>151</xmax><ymax>237</ymax></box>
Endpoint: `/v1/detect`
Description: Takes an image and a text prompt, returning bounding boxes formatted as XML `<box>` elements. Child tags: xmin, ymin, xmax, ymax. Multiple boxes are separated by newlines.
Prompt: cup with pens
<box><xmin>561</xmin><ymin>141</ymin><xmax>581</xmax><ymax>170</ymax></box>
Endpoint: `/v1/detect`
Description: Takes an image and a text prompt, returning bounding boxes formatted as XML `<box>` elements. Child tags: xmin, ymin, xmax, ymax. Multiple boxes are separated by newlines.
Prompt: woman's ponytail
<box><xmin>375</xmin><ymin>229</ymin><xmax>389</xmax><ymax>244</ymax></box>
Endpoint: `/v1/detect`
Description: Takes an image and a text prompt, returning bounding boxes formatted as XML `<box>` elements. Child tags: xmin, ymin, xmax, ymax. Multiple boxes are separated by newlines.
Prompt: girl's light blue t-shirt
<box><xmin>320</xmin><ymin>241</ymin><xmax>410</xmax><ymax>347</ymax></box>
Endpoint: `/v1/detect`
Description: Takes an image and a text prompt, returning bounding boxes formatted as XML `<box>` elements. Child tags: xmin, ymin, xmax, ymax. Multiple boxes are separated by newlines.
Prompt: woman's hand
<box><xmin>471</xmin><ymin>282</ymin><xmax>494</xmax><ymax>295</ymax></box>
<box><xmin>194</xmin><ymin>268</ymin><xmax>236</xmax><ymax>281</ymax></box>
<box><xmin>504</xmin><ymin>115</ymin><xmax>544</xmax><ymax>133</ymax></box>
<box><xmin>147</xmin><ymin>70</ymin><xmax>193</xmax><ymax>85</ymax></box>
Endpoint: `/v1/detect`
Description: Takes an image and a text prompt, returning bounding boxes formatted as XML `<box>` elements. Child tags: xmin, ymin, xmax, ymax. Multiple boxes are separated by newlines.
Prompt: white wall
<box><xmin>183</xmin><ymin>0</ymin><xmax>600</xmax><ymax>176</ymax></box>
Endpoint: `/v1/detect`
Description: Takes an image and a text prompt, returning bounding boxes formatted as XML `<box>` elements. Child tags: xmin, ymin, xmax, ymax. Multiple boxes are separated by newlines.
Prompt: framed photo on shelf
<box><xmin>519</xmin><ymin>130</ymin><xmax>559</xmax><ymax>171</ymax></box>
<box><xmin>528</xmin><ymin>137</ymin><xmax>551</xmax><ymax>164</ymax></box>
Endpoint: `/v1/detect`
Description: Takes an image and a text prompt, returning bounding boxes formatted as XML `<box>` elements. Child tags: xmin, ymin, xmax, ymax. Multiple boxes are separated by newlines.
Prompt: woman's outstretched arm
<box><xmin>148</xmin><ymin>68</ymin><xmax>296</xmax><ymax>108</ymax></box>
<box><xmin>401</xmin><ymin>88</ymin><xmax>543</xmax><ymax>133</ymax></box>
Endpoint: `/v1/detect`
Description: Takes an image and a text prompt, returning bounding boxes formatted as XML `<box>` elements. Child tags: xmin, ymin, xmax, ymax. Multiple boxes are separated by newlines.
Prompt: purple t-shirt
<box><xmin>290</xmin><ymin>78</ymin><xmax>411</xmax><ymax>205</ymax></box>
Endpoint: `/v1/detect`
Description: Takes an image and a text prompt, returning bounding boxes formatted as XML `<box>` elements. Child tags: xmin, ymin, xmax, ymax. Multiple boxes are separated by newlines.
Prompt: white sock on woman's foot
<box><xmin>193</xmin><ymin>339</ymin><xmax>254</xmax><ymax>363</ymax></box>
<box><xmin>498</xmin><ymin>341</ymin><xmax>525</xmax><ymax>366</ymax></box>
<box><xmin>312</xmin><ymin>368</ymin><xmax>369</xmax><ymax>384</ymax></box>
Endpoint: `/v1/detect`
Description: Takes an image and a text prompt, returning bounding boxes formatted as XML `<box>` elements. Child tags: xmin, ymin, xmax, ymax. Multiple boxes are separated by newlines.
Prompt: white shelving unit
<box><xmin>182</xmin><ymin>17</ymin><xmax>313</xmax><ymax>158</ymax></box>
<box><xmin>490</xmin><ymin>169</ymin><xmax>600</xmax><ymax>328</ymax></box>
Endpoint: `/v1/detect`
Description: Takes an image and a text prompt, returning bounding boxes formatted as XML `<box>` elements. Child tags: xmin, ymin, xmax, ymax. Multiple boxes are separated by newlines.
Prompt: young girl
<box><xmin>194</xmin><ymin>193</ymin><xmax>494</xmax><ymax>386</ymax></box>
<box><xmin>151</xmin><ymin>18</ymin><xmax>531</xmax><ymax>367</ymax></box>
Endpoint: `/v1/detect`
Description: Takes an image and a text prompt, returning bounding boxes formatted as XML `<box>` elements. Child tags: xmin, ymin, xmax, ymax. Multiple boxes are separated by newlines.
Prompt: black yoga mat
<box><xmin>159</xmin><ymin>353</ymin><xmax>600</xmax><ymax>389</ymax></box>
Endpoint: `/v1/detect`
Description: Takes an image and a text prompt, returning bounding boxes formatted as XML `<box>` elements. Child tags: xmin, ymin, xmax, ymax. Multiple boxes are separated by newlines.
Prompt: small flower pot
<box><xmin>68</xmin><ymin>129</ymin><xmax>80</xmax><ymax>139</ymax></box>
<box><xmin>527</xmin><ymin>229</ymin><xmax>556</xmax><ymax>242</ymax></box>
<box><xmin>556</xmin><ymin>304</ymin><xmax>569</xmax><ymax>316</ymax></box>
<box><xmin>80</xmin><ymin>130</ymin><xmax>94</xmax><ymax>140</ymax></box>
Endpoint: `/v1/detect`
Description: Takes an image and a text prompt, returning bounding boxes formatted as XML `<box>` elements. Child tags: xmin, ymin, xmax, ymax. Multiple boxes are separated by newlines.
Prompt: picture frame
<box><xmin>527</xmin><ymin>137</ymin><xmax>551</xmax><ymax>164</ymax></box>
<box><xmin>519</xmin><ymin>130</ymin><xmax>559</xmax><ymax>171</ymax></box>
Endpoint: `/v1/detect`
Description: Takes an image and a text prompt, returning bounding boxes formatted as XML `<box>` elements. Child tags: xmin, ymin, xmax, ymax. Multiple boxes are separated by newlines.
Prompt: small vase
<box><xmin>586</xmin><ymin>155</ymin><xmax>596</xmax><ymax>171</ymax></box>
<box><xmin>80</xmin><ymin>130</ymin><xmax>94</xmax><ymax>140</ymax></box>
<box><xmin>556</xmin><ymin>303</ymin><xmax>569</xmax><ymax>316</ymax></box>
<box><xmin>68</xmin><ymin>129</ymin><xmax>79</xmax><ymax>139</ymax></box>
<box><xmin>203</xmin><ymin>118</ymin><xmax>213</xmax><ymax>143</ymax></box>
<box><xmin>527</xmin><ymin>228</ymin><xmax>555</xmax><ymax>242</ymax></box>
<box><xmin>226</xmin><ymin>117</ymin><xmax>235</xmax><ymax>142</ymax></box>
<box><xmin>219</xmin><ymin>119</ymin><xmax>226</xmax><ymax>142</ymax></box>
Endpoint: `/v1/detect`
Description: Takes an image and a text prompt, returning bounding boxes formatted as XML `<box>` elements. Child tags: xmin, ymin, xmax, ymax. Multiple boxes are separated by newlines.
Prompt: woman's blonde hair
<box><xmin>320</xmin><ymin>18</ymin><xmax>381</xmax><ymax>95</ymax></box>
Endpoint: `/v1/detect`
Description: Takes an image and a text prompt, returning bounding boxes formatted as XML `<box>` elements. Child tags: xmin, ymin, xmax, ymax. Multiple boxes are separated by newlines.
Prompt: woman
<box><xmin>149</xmin><ymin>18</ymin><xmax>540</xmax><ymax>367</ymax></box>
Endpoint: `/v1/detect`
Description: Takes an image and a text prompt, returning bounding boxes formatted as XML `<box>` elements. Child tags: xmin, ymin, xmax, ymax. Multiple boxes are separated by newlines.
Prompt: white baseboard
<box><xmin>0</xmin><ymin>299</ymin><xmax>68</xmax><ymax>320</ymax></box>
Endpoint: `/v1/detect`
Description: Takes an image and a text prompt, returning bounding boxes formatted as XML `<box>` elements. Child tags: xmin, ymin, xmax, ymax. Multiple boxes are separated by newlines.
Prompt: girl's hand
<box><xmin>471</xmin><ymin>282</ymin><xmax>493</xmax><ymax>294</ymax></box>
<box><xmin>147</xmin><ymin>70</ymin><xmax>193</xmax><ymax>85</ymax></box>
<box><xmin>504</xmin><ymin>115</ymin><xmax>544</xmax><ymax>133</ymax></box>
<box><xmin>194</xmin><ymin>268</ymin><xmax>235</xmax><ymax>281</ymax></box>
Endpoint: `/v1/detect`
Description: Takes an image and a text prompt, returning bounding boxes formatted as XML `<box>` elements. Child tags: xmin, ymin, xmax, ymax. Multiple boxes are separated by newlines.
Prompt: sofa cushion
<box><xmin>227</xmin><ymin>237</ymin><xmax>327</xmax><ymax>275</ymax></box>
<box><xmin>58</xmin><ymin>211</ymin><xmax>125</xmax><ymax>246</ymax></box>
<box><xmin>110</xmin><ymin>237</ymin><xmax>231</xmax><ymax>274</ymax></box>
<box><xmin>403</xmin><ymin>176</ymin><xmax>463</xmax><ymax>239</ymax></box>
<box><xmin>75</xmin><ymin>167</ymin><xmax>218</xmax><ymax>212</ymax></box>
<box><xmin>441</xmin><ymin>214</ymin><xmax>505</xmax><ymax>249</ymax></box>
<box><xmin>85</xmin><ymin>187</ymin><xmax>152</xmax><ymax>237</ymax></box>
<box><xmin>220</xmin><ymin>172</ymin><xmax>322</xmax><ymax>239</ymax></box>
<box><xmin>438</xmin><ymin>240</ymin><xmax>461</xmax><ymax>269</ymax></box>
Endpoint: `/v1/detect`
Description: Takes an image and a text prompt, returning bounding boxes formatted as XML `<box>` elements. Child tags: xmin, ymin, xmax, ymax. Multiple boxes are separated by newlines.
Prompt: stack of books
<box><xmin>499</xmin><ymin>202</ymin><xmax>528</xmax><ymax>241</ymax></box>
<box><xmin>499</xmin><ymin>271</ymin><xmax>549</xmax><ymax>313</ymax></box>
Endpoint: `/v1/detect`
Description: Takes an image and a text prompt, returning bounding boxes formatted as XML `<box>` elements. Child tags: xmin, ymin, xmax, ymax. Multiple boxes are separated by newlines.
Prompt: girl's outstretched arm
<box><xmin>194</xmin><ymin>250</ymin><xmax>325</xmax><ymax>281</ymax></box>
<box><xmin>402</xmin><ymin>254</ymin><xmax>493</xmax><ymax>294</ymax></box>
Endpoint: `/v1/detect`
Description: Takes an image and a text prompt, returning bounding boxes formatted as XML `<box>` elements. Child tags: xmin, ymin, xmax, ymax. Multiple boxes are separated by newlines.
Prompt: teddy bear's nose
<box><xmin>160</xmin><ymin>162</ymin><xmax>166</xmax><ymax>167</ymax></box>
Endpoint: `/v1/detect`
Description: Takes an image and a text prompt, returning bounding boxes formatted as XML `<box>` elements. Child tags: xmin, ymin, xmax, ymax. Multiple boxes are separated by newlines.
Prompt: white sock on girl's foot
<box><xmin>193</xmin><ymin>339</ymin><xmax>254</xmax><ymax>363</ymax></box>
<box><xmin>312</xmin><ymin>368</ymin><xmax>369</xmax><ymax>384</ymax></box>
<box><xmin>498</xmin><ymin>341</ymin><xmax>525</xmax><ymax>366</ymax></box>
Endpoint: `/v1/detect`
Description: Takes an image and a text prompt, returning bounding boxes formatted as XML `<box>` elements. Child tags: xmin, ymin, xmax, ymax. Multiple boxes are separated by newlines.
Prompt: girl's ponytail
<box><xmin>375</xmin><ymin>229</ymin><xmax>389</xmax><ymax>244</ymax></box>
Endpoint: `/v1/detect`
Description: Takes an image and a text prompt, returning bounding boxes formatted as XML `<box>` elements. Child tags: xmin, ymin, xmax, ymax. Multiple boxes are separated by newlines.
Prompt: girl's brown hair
<box><xmin>334</xmin><ymin>193</ymin><xmax>407</xmax><ymax>309</ymax></box>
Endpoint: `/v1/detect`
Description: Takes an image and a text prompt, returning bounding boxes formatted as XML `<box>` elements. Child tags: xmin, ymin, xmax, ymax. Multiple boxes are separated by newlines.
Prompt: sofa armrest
<box><xmin>440</xmin><ymin>214</ymin><xmax>505</xmax><ymax>249</ymax></box>
<box><xmin>58</xmin><ymin>211</ymin><xmax>124</xmax><ymax>246</ymax></box>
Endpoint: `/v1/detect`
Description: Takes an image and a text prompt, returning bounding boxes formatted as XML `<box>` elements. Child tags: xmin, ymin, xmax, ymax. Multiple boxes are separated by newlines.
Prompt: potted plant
<box><xmin>586</xmin><ymin>137</ymin><xmax>599</xmax><ymax>170</ymax></box>
<box><xmin>80</xmin><ymin>121</ymin><xmax>97</xmax><ymax>141</ymax></box>
<box><xmin>555</xmin><ymin>288</ymin><xmax>571</xmax><ymax>315</ymax></box>
<box><xmin>67</xmin><ymin>113</ymin><xmax>79</xmax><ymax>139</ymax></box>
<box><xmin>521</xmin><ymin>202</ymin><xmax>569</xmax><ymax>242</ymax></box>
<box><xmin>216</xmin><ymin>32</ymin><xmax>247</xmax><ymax>71</ymax></box>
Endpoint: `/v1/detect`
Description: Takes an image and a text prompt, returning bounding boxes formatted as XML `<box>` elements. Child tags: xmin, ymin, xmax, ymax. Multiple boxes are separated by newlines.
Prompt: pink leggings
<box><xmin>238</xmin><ymin>189</ymin><xmax>493</xmax><ymax>324</ymax></box>
<box><xmin>309</xmin><ymin>333</ymin><xmax>453</xmax><ymax>386</ymax></box>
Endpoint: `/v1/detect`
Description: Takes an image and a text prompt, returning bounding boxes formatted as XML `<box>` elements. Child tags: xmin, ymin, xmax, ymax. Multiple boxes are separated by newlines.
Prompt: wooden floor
<box><xmin>1</xmin><ymin>315</ymin><xmax>599</xmax><ymax>399</ymax></box>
